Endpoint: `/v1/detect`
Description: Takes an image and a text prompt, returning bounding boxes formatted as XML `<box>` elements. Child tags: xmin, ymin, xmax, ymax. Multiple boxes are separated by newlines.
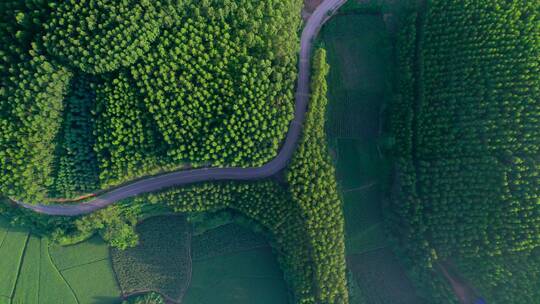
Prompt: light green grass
<box><xmin>321</xmin><ymin>11</ymin><xmax>392</xmax><ymax>254</ymax></box>
<box><xmin>52</xmin><ymin>236</ymin><xmax>121</xmax><ymax>304</ymax></box>
<box><xmin>12</xmin><ymin>237</ymin><xmax>77</xmax><ymax>304</ymax></box>
<box><xmin>50</xmin><ymin>234</ymin><xmax>110</xmax><ymax>271</ymax></box>
<box><xmin>38</xmin><ymin>238</ymin><xmax>78</xmax><ymax>304</ymax></box>
<box><xmin>0</xmin><ymin>221</ymin><xmax>29</xmax><ymax>299</ymax></box>
<box><xmin>183</xmin><ymin>247</ymin><xmax>288</xmax><ymax>304</ymax></box>
<box><xmin>322</xmin><ymin>14</ymin><xmax>392</xmax><ymax>140</ymax></box>
<box><xmin>12</xmin><ymin>236</ymin><xmax>40</xmax><ymax>304</ymax></box>
<box><xmin>62</xmin><ymin>259</ymin><xmax>120</xmax><ymax>304</ymax></box>
<box><xmin>0</xmin><ymin>216</ymin><xmax>119</xmax><ymax>304</ymax></box>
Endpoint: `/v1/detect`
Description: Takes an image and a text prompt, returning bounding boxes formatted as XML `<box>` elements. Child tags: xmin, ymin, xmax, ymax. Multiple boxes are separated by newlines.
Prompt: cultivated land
<box><xmin>0</xmin><ymin>217</ymin><xmax>120</xmax><ymax>304</ymax></box>
<box><xmin>184</xmin><ymin>247</ymin><xmax>289</xmax><ymax>304</ymax></box>
<box><xmin>111</xmin><ymin>215</ymin><xmax>192</xmax><ymax>302</ymax></box>
<box><xmin>321</xmin><ymin>9</ymin><xmax>423</xmax><ymax>303</ymax></box>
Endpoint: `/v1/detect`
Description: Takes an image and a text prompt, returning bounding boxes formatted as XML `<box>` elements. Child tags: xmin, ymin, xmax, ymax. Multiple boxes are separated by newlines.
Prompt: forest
<box><xmin>0</xmin><ymin>45</ymin><xmax>349</xmax><ymax>304</ymax></box>
<box><xmin>389</xmin><ymin>0</ymin><xmax>540</xmax><ymax>302</ymax></box>
<box><xmin>0</xmin><ymin>0</ymin><xmax>302</xmax><ymax>202</ymax></box>
<box><xmin>3</xmin><ymin>0</ymin><xmax>540</xmax><ymax>303</ymax></box>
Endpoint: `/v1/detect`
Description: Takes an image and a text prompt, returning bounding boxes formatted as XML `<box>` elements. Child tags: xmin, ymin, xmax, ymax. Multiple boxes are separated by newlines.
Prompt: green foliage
<box><xmin>51</xmin><ymin>75</ymin><xmax>99</xmax><ymax>197</ymax></box>
<box><xmin>454</xmin><ymin>251</ymin><xmax>540</xmax><ymax>304</ymax></box>
<box><xmin>68</xmin><ymin>204</ymin><xmax>140</xmax><ymax>250</ymax></box>
<box><xmin>141</xmin><ymin>181</ymin><xmax>316</xmax><ymax>303</ymax></box>
<box><xmin>389</xmin><ymin>1</ymin><xmax>540</xmax><ymax>302</ymax></box>
<box><xmin>1</xmin><ymin>0</ymin><xmax>303</xmax><ymax>202</ymax></box>
<box><xmin>122</xmin><ymin>292</ymin><xmax>165</xmax><ymax>304</ymax></box>
<box><xmin>0</xmin><ymin>56</ymin><xmax>72</xmax><ymax>203</ymax></box>
<box><xmin>42</xmin><ymin>0</ymin><xmax>164</xmax><ymax>74</ymax></box>
<box><xmin>287</xmin><ymin>48</ymin><xmax>348</xmax><ymax>304</ymax></box>
<box><xmin>398</xmin><ymin>0</ymin><xmax>540</xmax><ymax>257</ymax></box>
<box><xmin>111</xmin><ymin>215</ymin><xmax>191</xmax><ymax>302</ymax></box>
<box><xmin>93</xmin><ymin>72</ymin><xmax>166</xmax><ymax>187</ymax></box>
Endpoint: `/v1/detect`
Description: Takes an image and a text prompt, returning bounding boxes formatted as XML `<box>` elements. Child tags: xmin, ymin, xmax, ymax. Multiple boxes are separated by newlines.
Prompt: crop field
<box><xmin>12</xmin><ymin>237</ymin><xmax>78</xmax><ymax>304</ymax></box>
<box><xmin>321</xmin><ymin>13</ymin><xmax>392</xmax><ymax>140</ymax></box>
<box><xmin>191</xmin><ymin>223</ymin><xmax>269</xmax><ymax>261</ymax></box>
<box><xmin>0</xmin><ymin>216</ymin><xmax>120</xmax><ymax>304</ymax></box>
<box><xmin>0</xmin><ymin>218</ymin><xmax>28</xmax><ymax>302</ymax></box>
<box><xmin>50</xmin><ymin>235</ymin><xmax>121</xmax><ymax>304</ymax></box>
<box><xmin>184</xmin><ymin>247</ymin><xmax>288</xmax><ymax>304</ymax></box>
<box><xmin>111</xmin><ymin>215</ymin><xmax>191</xmax><ymax>302</ymax></box>
<box><xmin>321</xmin><ymin>9</ymin><xmax>423</xmax><ymax>302</ymax></box>
<box><xmin>321</xmin><ymin>11</ymin><xmax>392</xmax><ymax>255</ymax></box>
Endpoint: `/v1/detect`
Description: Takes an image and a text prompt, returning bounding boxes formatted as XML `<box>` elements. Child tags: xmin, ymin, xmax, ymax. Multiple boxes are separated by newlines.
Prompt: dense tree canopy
<box><xmin>1</xmin><ymin>0</ymin><xmax>302</xmax><ymax>202</ymax></box>
<box><xmin>389</xmin><ymin>0</ymin><xmax>540</xmax><ymax>302</ymax></box>
<box><xmin>42</xmin><ymin>0</ymin><xmax>165</xmax><ymax>74</ymax></box>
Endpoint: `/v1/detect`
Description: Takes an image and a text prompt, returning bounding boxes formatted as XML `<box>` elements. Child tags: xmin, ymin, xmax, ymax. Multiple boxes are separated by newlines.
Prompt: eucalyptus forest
<box><xmin>0</xmin><ymin>0</ymin><xmax>539</xmax><ymax>303</ymax></box>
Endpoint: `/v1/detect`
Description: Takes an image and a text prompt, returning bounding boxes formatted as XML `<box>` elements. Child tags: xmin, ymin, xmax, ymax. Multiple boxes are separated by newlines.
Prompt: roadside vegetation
<box><xmin>1</xmin><ymin>0</ymin><xmax>303</xmax><ymax>202</ymax></box>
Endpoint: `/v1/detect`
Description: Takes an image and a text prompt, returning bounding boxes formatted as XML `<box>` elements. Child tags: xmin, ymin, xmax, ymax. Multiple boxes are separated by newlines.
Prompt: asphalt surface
<box><xmin>17</xmin><ymin>0</ymin><xmax>348</xmax><ymax>216</ymax></box>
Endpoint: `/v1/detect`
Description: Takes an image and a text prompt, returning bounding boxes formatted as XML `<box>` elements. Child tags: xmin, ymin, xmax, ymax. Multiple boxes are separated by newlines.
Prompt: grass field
<box><xmin>183</xmin><ymin>247</ymin><xmax>288</xmax><ymax>304</ymax></box>
<box><xmin>111</xmin><ymin>215</ymin><xmax>191</xmax><ymax>302</ymax></box>
<box><xmin>321</xmin><ymin>9</ymin><xmax>423</xmax><ymax>303</ymax></box>
<box><xmin>12</xmin><ymin>237</ymin><xmax>78</xmax><ymax>304</ymax></box>
<box><xmin>0</xmin><ymin>216</ymin><xmax>120</xmax><ymax>304</ymax></box>
<box><xmin>0</xmin><ymin>218</ymin><xmax>29</xmax><ymax>301</ymax></box>
<box><xmin>50</xmin><ymin>236</ymin><xmax>121</xmax><ymax>304</ymax></box>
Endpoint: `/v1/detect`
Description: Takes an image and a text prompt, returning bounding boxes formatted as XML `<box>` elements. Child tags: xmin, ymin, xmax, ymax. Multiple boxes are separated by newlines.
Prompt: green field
<box><xmin>0</xmin><ymin>218</ymin><xmax>28</xmax><ymax>301</ymax></box>
<box><xmin>321</xmin><ymin>11</ymin><xmax>392</xmax><ymax>256</ymax></box>
<box><xmin>321</xmin><ymin>10</ymin><xmax>422</xmax><ymax>303</ymax></box>
<box><xmin>50</xmin><ymin>236</ymin><xmax>121</xmax><ymax>304</ymax></box>
<box><xmin>0</xmin><ymin>216</ymin><xmax>120</xmax><ymax>304</ymax></box>
<box><xmin>191</xmin><ymin>223</ymin><xmax>269</xmax><ymax>261</ymax></box>
<box><xmin>184</xmin><ymin>247</ymin><xmax>289</xmax><ymax>304</ymax></box>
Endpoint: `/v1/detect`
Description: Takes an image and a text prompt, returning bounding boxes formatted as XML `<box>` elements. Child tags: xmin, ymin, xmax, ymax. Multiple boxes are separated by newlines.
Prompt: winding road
<box><xmin>16</xmin><ymin>0</ymin><xmax>348</xmax><ymax>216</ymax></box>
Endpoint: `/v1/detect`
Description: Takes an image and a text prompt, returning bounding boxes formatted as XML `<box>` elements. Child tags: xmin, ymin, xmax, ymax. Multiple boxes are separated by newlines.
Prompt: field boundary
<box><xmin>9</xmin><ymin>234</ymin><xmax>30</xmax><ymax>300</ymax></box>
<box><xmin>47</xmin><ymin>243</ymin><xmax>81</xmax><ymax>304</ymax></box>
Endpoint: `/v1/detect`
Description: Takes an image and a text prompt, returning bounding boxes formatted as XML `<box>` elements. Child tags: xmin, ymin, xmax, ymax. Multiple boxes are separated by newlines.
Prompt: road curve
<box><xmin>16</xmin><ymin>0</ymin><xmax>348</xmax><ymax>216</ymax></box>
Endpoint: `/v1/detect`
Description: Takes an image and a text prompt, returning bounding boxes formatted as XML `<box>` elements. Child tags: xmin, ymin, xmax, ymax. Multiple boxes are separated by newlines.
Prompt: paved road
<box><xmin>16</xmin><ymin>0</ymin><xmax>348</xmax><ymax>216</ymax></box>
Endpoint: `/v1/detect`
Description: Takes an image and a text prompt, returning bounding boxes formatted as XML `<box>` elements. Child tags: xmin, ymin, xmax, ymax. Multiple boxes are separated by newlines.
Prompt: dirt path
<box><xmin>15</xmin><ymin>0</ymin><xmax>348</xmax><ymax>216</ymax></box>
<box><xmin>437</xmin><ymin>262</ymin><xmax>480</xmax><ymax>304</ymax></box>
